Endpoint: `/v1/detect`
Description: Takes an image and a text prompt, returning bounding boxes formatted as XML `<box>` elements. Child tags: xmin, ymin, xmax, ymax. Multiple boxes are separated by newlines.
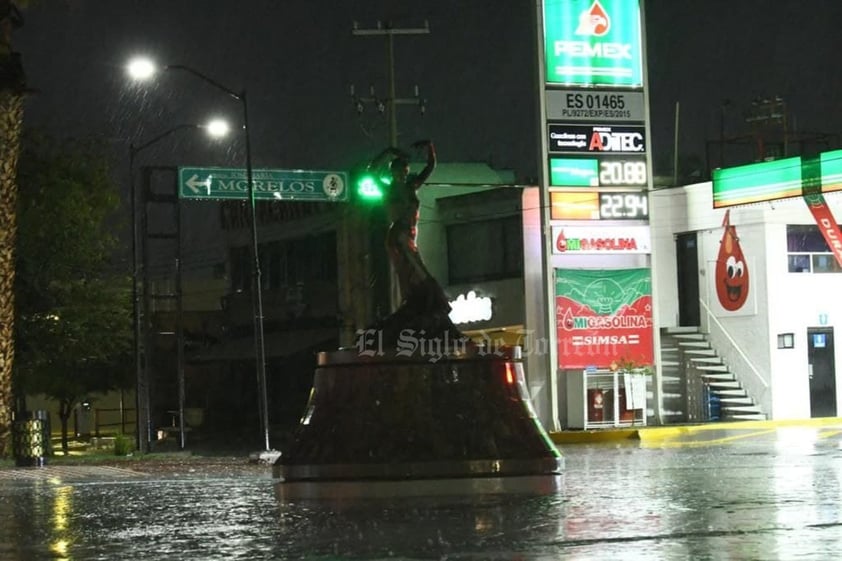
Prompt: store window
<box><xmin>230</xmin><ymin>231</ymin><xmax>337</xmax><ymax>292</ymax></box>
<box><xmin>230</xmin><ymin>246</ymin><xmax>251</xmax><ymax>292</ymax></box>
<box><xmin>786</xmin><ymin>225</ymin><xmax>842</xmax><ymax>273</ymax></box>
<box><xmin>286</xmin><ymin>232</ymin><xmax>337</xmax><ymax>285</ymax></box>
<box><xmin>261</xmin><ymin>241</ymin><xmax>287</xmax><ymax>290</ymax></box>
<box><xmin>447</xmin><ymin>216</ymin><xmax>523</xmax><ymax>284</ymax></box>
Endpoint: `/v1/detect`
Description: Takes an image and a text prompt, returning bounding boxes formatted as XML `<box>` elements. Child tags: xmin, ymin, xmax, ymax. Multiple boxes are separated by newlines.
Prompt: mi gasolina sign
<box><xmin>543</xmin><ymin>0</ymin><xmax>643</xmax><ymax>87</ymax></box>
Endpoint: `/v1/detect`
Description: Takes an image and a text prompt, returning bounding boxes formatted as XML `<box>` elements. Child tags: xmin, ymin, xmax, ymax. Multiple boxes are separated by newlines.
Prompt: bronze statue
<box><xmin>366</xmin><ymin>140</ymin><xmax>462</xmax><ymax>343</ymax></box>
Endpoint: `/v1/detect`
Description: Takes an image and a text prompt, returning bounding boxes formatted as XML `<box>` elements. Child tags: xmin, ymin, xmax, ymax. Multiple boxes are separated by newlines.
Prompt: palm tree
<box><xmin>0</xmin><ymin>0</ymin><xmax>26</xmax><ymax>457</ymax></box>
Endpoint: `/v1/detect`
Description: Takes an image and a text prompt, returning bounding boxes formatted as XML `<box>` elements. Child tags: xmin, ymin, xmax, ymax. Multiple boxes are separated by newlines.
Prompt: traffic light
<box><xmin>353</xmin><ymin>169</ymin><xmax>391</xmax><ymax>203</ymax></box>
<box><xmin>356</xmin><ymin>171</ymin><xmax>383</xmax><ymax>201</ymax></box>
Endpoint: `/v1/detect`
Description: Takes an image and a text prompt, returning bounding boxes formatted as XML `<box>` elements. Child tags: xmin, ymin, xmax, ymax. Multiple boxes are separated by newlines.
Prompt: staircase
<box><xmin>658</xmin><ymin>327</ymin><xmax>766</xmax><ymax>422</ymax></box>
<box><xmin>656</xmin><ymin>331</ymin><xmax>685</xmax><ymax>424</ymax></box>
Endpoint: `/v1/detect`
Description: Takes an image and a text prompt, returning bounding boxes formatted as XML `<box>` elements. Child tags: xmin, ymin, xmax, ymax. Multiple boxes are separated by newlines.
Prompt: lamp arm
<box><xmin>131</xmin><ymin>123</ymin><xmax>200</xmax><ymax>156</ymax></box>
<box><xmin>165</xmin><ymin>64</ymin><xmax>242</xmax><ymax>101</ymax></box>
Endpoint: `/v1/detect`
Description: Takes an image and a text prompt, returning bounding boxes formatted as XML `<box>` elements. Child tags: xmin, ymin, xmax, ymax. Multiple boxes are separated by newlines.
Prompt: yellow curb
<box><xmin>646</xmin><ymin>417</ymin><xmax>842</xmax><ymax>433</ymax></box>
<box><xmin>550</xmin><ymin>428</ymin><xmax>641</xmax><ymax>444</ymax></box>
<box><xmin>643</xmin><ymin>428</ymin><xmax>781</xmax><ymax>448</ymax></box>
<box><xmin>550</xmin><ymin>417</ymin><xmax>842</xmax><ymax>445</ymax></box>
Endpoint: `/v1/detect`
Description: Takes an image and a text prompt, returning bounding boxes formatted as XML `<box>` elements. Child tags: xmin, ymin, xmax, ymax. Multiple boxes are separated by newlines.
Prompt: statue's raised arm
<box><xmin>368</xmin><ymin>146</ymin><xmax>407</xmax><ymax>173</ymax></box>
<box><xmin>409</xmin><ymin>139</ymin><xmax>436</xmax><ymax>189</ymax></box>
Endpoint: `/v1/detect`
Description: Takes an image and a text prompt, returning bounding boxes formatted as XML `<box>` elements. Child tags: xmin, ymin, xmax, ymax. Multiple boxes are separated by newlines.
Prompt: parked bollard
<box><xmin>11</xmin><ymin>410</ymin><xmax>52</xmax><ymax>467</ymax></box>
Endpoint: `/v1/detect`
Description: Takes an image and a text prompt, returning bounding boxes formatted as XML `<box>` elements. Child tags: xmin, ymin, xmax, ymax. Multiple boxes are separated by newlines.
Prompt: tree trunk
<box><xmin>0</xmin><ymin>89</ymin><xmax>23</xmax><ymax>457</ymax></box>
<box><xmin>59</xmin><ymin>399</ymin><xmax>72</xmax><ymax>456</ymax></box>
<box><xmin>0</xmin><ymin>0</ymin><xmax>27</xmax><ymax>457</ymax></box>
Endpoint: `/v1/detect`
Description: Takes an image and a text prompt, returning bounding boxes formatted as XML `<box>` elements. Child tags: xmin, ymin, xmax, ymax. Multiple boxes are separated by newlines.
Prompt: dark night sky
<box><xmin>13</xmin><ymin>0</ymin><xmax>842</xmax><ymax>181</ymax></box>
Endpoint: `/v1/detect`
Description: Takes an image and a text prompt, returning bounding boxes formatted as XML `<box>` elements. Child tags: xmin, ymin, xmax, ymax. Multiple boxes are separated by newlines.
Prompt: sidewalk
<box><xmin>549</xmin><ymin>416</ymin><xmax>842</xmax><ymax>446</ymax></box>
<box><xmin>0</xmin><ymin>463</ymin><xmax>148</xmax><ymax>481</ymax></box>
<box><xmin>0</xmin><ymin>452</ymin><xmax>272</xmax><ymax>481</ymax></box>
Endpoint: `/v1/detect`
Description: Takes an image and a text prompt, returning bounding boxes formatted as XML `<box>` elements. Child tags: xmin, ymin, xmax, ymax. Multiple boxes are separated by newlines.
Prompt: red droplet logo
<box><xmin>715</xmin><ymin>211</ymin><xmax>750</xmax><ymax>311</ymax></box>
<box><xmin>576</xmin><ymin>0</ymin><xmax>611</xmax><ymax>37</ymax></box>
<box><xmin>562</xmin><ymin>309</ymin><xmax>574</xmax><ymax>330</ymax></box>
<box><xmin>556</xmin><ymin>229</ymin><xmax>567</xmax><ymax>252</ymax></box>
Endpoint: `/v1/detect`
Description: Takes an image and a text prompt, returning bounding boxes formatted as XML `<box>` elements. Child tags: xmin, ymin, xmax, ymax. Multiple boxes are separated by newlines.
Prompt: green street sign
<box><xmin>178</xmin><ymin>167</ymin><xmax>348</xmax><ymax>202</ymax></box>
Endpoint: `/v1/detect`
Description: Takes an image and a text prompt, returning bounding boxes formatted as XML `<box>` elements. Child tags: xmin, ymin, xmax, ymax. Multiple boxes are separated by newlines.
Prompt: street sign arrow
<box><xmin>185</xmin><ymin>174</ymin><xmax>211</xmax><ymax>194</ymax></box>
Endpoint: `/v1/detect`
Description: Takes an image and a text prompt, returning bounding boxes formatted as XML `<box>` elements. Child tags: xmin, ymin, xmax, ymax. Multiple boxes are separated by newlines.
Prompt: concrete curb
<box><xmin>549</xmin><ymin>417</ymin><xmax>842</xmax><ymax>445</ymax></box>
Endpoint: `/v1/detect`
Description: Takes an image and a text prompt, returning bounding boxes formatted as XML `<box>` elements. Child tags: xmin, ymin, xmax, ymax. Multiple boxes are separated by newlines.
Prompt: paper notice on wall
<box><xmin>623</xmin><ymin>373</ymin><xmax>647</xmax><ymax>410</ymax></box>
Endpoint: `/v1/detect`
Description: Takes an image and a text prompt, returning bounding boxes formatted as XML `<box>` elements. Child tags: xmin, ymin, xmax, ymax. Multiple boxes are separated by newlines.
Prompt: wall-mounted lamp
<box><xmin>448</xmin><ymin>290</ymin><xmax>493</xmax><ymax>325</ymax></box>
<box><xmin>777</xmin><ymin>333</ymin><xmax>794</xmax><ymax>349</ymax></box>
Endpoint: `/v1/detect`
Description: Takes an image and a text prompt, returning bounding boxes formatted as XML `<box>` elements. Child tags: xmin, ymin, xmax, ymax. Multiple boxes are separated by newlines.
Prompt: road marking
<box><xmin>643</xmin><ymin>428</ymin><xmax>780</xmax><ymax>448</ymax></box>
<box><xmin>818</xmin><ymin>428</ymin><xmax>842</xmax><ymax>439</ymax></box>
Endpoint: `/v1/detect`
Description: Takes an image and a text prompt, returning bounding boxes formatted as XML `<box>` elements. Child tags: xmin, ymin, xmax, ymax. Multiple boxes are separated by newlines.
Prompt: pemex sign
<box><xmin>178</xmin><ymin>166</ymin><xmax>348</xmax><ymax>202</ymax></box>
<box><xmin>543</xmin><ymin>0</ymin><xmax>644</xmax><ymax>87</ymax></box>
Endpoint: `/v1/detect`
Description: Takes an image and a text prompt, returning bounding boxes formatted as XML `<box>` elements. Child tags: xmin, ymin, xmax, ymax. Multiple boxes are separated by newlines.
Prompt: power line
<box><xmin>350</xmin><ymin>20</ymin><xmax>430</xmax><ymax>147</ymax></box>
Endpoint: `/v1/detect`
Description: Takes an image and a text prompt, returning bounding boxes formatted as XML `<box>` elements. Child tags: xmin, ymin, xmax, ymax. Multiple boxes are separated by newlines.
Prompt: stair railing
<box><xmin>699</xmin><ymin>298</ymin><xmax>770</xmax><ymax>410</ymax></box>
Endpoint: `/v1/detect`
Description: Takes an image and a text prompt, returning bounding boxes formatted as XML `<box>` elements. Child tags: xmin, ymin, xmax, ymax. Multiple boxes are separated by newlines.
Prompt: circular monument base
<box><xmin>275</xmin><ymin>345</ymin><xmax>562</xmax><ymax>486</ymax></box>
<box><xmin>274</xmin><ymin>473</ymin><xmax>563</xmax><ymax>501</ymax></box>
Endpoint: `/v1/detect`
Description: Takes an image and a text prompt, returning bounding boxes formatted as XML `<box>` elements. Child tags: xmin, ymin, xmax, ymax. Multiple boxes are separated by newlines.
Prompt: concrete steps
<box><xmin>660</xmin><ymin>327</ymin><xmax>766</xmax><ymax>422</ymax></box>
<box><xmin>719</xmin><ymin>396</ymin><xmax>755</xmax><ymax>405</ymax></box>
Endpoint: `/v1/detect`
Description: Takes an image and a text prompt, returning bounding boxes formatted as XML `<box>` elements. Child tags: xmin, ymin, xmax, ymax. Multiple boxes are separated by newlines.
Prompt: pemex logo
<box><xmin>575</xmin><ymin>0</ymin><xmax>611</xmax><ymax>37</ymax></box>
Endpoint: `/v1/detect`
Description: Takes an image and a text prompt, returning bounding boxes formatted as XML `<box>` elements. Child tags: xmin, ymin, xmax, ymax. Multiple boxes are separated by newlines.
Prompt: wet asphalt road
<box><xmin>1</xmin><ymin>424</ymin><xmax>841</xmax><ymax>560</ymax></box>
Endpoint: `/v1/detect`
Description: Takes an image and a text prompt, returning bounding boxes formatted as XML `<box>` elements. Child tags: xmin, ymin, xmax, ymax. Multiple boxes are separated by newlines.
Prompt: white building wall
<box><xmin>764</xmin><ymin>222</ymin><xmax>811</xmax><ymax>419</ymax></box>
<box><xmin>650</xmin><ymin>187</ymin><xmax>686</xmax><ymax>326</ymax></box>
<box><xmin>417</xmin><ymin>185</ymin><xmax>500</xmax><ymax>286</ymax></box>
<box><xmin>653</xmin><ymin>181</ymin><xmax>842</xmax><ymax>420</ymax></box>
<box><xmin>522</xmin><ymin>188</ymin><xmax>554</xmax><ymax>426</ymax></box>
<box><xmin>697</xmin><ymin>218</ymin><xmax>773</xmax><ymax>413</ymax></box>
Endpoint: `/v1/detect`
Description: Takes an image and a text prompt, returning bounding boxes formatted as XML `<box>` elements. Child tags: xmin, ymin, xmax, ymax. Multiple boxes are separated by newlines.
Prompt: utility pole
<box><xmin>745</xmin><ymin>96</ymin><xmax>787</xmax><ymax>161</ymax></box>
<box><xmin>351</xmin><ymin>20</ymin><xmax>430</xmax><ymax>148</ymax></box>
<box><xmin>347</xmin><ymin>20</ymin><xmax>430</xmax><ymax>329</ymax></box>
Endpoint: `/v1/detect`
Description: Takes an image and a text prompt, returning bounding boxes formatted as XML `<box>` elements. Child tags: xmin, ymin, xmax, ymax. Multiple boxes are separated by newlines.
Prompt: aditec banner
<box><xmin>555</xmin><ymin>268</ymin><xmax>653</xmax><ymax>369</ymax></box>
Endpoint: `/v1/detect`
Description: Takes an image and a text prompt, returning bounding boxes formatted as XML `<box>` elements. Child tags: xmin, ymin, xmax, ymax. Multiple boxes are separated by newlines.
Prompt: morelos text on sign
<box><xmin>548</xmin><ymin>123</ymin><xmax>646</xmax><ymax>154</ymax></box>
<box><xmin>546</xmin><ymin>89</ymin><xmax>645</xmax><ymax>122</ymax></box>
<box><xmin>178</xmin><ymin>167</ymin><xmax>348</xmax><ymax>202</ymax></box>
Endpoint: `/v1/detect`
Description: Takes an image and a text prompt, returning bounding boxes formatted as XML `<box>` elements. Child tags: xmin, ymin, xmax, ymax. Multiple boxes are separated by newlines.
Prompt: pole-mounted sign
<box><xmin>178</xmin><ymin>167</ymin><xmax>349</xmax><ymax>202</ymax></box>
<box><xmin>543</xmin><ymin>0</ymin><xmax>644</xmax><ymax>88</ymax></box>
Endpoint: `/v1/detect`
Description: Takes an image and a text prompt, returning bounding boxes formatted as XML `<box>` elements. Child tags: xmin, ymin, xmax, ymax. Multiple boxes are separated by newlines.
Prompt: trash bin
<box><xmin>11</xmin><ymin>410</ymin><xmax>52</xmax><ymax>467</ymax></box>
<box><xmin>703</xmin><ymin>385</ymin><xmax>721</xmax><ymax>421</ymax></box>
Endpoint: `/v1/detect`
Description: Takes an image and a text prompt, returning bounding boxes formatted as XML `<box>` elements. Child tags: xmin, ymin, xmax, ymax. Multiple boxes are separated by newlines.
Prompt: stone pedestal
<box><xmin>274</xmin><ymin>345</ymin><xmax>562</xmax><ymax>487</ymax></box>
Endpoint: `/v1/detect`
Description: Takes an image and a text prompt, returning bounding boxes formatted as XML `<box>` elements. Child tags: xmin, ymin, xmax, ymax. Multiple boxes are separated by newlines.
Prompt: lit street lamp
<box><xmin>130</xmin><ymin>118</ymin><xmax>230</xmax><ymax>453</ymax></box>
<box><xmin>127</xmin><ymin>56</ymin><xmax>273</xmax><ymax>455</ymax></box>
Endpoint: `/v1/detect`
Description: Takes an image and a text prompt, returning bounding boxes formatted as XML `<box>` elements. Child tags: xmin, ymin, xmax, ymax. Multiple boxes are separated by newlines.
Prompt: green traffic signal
<box><xmin>356</xmin><ymin>173</ymin><xmax>382</xmax><ymax>201</ymax></box>
<box><xmin>354</xmin><ymin>170</ymin><xmax>391</xmax><ymax>203</ymax></box>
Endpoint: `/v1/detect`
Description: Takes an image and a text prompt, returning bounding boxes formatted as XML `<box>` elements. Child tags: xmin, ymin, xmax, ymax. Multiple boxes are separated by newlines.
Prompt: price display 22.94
<box><xmin>599</xmin><ymin>192</ymin><xmax>648</xmax><ymax>220</ymax></box>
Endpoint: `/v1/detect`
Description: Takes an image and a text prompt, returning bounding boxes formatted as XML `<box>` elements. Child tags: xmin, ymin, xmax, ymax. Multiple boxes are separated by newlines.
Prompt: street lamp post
<box><xmin>130</xmin><ymin>120</ymin><xmax>230</xmax><ymax>453</ymax></box>
<box><xmin>128</xmin><ymin>58</ymin><xmax>272</xmax><ymax>453</ymax></box>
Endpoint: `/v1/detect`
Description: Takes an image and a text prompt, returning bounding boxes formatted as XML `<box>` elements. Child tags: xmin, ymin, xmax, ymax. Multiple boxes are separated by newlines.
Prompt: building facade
<box><xmin>653</xmin><ymin>180</ymin><xmax>842</xmax><ymax>421</ymax></box>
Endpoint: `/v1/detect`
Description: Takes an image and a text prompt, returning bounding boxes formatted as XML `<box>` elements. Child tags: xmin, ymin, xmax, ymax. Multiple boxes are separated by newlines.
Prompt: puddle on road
<box><xmin>1</xmin><ymin>443</ymin><xmax>841</xmax><ymax>560</ymax></box>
